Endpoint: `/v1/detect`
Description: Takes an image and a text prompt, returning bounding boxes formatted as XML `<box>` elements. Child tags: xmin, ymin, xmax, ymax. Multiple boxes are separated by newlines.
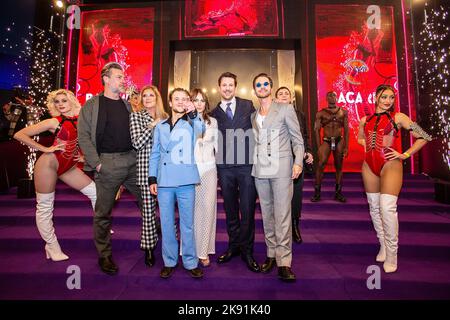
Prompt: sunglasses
<box><xmin>54</xmin><ymin>99</ymin><xmax>68</xmax><ymax>104</ymax></box>
<box><xmin>255</xmin><ymin>82</ymin><xmax>270</xmax><ymax>88</ymax></box>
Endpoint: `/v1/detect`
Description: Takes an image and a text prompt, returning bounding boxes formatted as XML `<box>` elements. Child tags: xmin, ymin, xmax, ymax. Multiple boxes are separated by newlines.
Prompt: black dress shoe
<box><xmin>144</xmin><ymin>249</ymin><xmax>155</xmax><ymax>267</ymax></box>
<box><xmin>278</xmin><ymin>266</ymin><xmax>296</xmax><ymax>282</ymax></box>
<box><xmin>260</xmin><ymin>257</ymin><xmax>276</xmax><ymax>273</ymax></box>
<box><xmin>160</xmin><ymin>266</ymin><xmax>176</xmax><ymax>279</ymax></box>
<box><xmin>187</xmin><ymin>267</ymin><xmax>203</xmax><ymax>278</ymax></box>
<box><xmin>217</xmin><ymin>249</ymin><xmax>240</xmax><ymax>264</ymax></box>
<box><xmin>98</xmin><ymin>256</ymin><xmax>119</xmax><ymax>275</ymax></box>
<box><xmin>242</xmin><ymin>255</ymin><xmax>260</xmax><ymax>273</ymax></box>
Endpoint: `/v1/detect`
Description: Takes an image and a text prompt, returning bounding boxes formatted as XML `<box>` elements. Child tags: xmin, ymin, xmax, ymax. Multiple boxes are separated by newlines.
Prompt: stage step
<box><xmin>0</xmin><ymin>173</ymin><xmax>449</xmax><ymax>299</ymax></box>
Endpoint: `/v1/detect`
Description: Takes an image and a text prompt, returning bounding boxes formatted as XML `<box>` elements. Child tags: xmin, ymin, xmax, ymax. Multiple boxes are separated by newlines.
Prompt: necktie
<box><xmin>225</xmin><ymin>102</ymin><xmax>233</xmax><ymax>120</ymax></box>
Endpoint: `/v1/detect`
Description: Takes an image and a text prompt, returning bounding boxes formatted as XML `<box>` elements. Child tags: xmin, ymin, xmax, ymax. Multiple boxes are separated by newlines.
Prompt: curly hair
<box><xmin>46</xmin><ymin>89</ymin><xmax>81</xmax><ymax>117</ymax></box>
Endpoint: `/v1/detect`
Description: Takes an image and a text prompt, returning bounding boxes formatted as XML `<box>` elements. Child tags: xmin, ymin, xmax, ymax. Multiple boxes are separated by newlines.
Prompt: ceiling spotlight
<box><xmin>56</xmin><ymin>1</ymin><xmax>64</xmax><ymax>8</ymax></box>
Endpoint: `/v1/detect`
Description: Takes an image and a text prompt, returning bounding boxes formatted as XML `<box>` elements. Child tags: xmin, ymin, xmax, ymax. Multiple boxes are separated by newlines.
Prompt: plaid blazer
<box><xmin>130</xmin><ymin>110</ymin><xmax>155</xmax><ymax>186</ymax></box>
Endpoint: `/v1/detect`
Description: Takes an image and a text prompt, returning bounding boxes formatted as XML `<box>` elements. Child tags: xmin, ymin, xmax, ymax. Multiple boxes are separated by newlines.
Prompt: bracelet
<box><xmin>403</xmin><ymin>151</ymin><xmax>411</xmax><ymax>159</ymax></box>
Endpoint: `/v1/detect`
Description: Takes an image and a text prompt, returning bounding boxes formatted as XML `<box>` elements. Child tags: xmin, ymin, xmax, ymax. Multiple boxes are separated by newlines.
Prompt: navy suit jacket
<box><xmin>211</xmin><ymin>97</ymin><xmax>255</xmax><ymax>168</ymax></box>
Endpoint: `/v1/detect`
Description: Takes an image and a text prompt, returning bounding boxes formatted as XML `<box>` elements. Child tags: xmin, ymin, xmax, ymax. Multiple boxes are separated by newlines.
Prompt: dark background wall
<box><xmin>0</xmin><ymin>0</ymin><xmax>35</xmax><ymax>90</ymax></box>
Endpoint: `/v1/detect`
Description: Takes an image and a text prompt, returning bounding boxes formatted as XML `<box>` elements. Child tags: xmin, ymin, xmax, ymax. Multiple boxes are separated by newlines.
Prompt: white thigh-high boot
<box><xmin>380</xmin><ymin>193</ymin><xmax>399</xmax><ymax>273</ymax></box>
<box><xmin>366</xmin><ymin>192</ymin><xmax>386</xmax><ymax>262</ymax></box>
<box><xmin>80</xmin><ymin>181</ymin><xmax>114</xmax><ymax>234</ymax></box>
<box><xmin>80</xmin><ymin>181</ymin><xmax>96</xmax><ymax>209</ymax></box>
<box><xmin>36</xmin><ymin>192</ymin><xmax>69</xmax><ymax>261</ymax></box>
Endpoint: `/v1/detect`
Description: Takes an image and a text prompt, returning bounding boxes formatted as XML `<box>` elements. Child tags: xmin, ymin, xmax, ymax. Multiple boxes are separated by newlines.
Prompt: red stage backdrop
<box><xmin>315</xmin><ymin>4</ymin><xmax>400</xmax><ymax>172</ymax></box>
<box><xmin>76</xmin><ymin>8</ymin><xmax>154</xmax><ymax>104</ymax></box>
<box><xmin>185</xmin><ymin>0</ymin><xmax>279</xmax><ymax>37</ymax></box>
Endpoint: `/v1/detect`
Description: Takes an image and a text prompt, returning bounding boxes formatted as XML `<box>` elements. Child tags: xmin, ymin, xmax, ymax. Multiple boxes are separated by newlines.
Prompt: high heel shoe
<box><xmin>199</xmin><ymin>257</ymin><xmax>210</xmax><ymax>267</ymax></box>
<box><xmin>45</xmin><ymin>243</ymin><xmax>69</xmax><ymax>261</ymax></box>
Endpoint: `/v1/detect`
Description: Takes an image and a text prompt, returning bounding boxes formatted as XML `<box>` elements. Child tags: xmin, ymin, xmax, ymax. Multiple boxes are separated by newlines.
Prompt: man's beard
<box><xmin>256</xmin><ymin>91</ymin><xmax>271</xmax><ymax>99</ymax></box>
<box><xmin>111</xmin><ymin>86</ymin><xmax>125</xmax><ymax>94</ymax></box>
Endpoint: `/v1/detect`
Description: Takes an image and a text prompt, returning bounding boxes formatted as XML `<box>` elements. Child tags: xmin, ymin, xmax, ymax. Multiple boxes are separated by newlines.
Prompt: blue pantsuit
<box><xmin>149</xmin><ymin>113</ymin><xmax>204</xmax><ymax>270</ymax></box>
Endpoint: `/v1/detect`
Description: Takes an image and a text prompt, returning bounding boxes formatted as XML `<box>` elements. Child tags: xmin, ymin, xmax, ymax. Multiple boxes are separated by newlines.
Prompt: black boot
<box><xmin>156</xmin><ymin>217</ymin><xmax>161</xmax><ymax>236</ymax></box>
<box><xmin>144</xmin><ymin>249</ymin><xmax>155</xmax><ymax>267</ymax></box>
<box><xmin>292</xmin><ymin>217</ymin><xmax>302</xmax><ymax>244</ymax></box>
<box><xmin>310</xmin><ymin>185</ymin><xmax>321</xmax><ymax>202</ymax></box>
<box><xmin>334</xmin><ymin>184</ymin><xmax>346</xmax><ymax>202</ymax></box>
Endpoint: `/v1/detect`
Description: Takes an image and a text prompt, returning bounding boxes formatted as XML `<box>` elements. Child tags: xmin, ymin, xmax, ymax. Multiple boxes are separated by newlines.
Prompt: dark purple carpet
<box><xmin>0</xmin><ymin>173</ymin><xmax>449</xmax><ymax>300</ymax></box>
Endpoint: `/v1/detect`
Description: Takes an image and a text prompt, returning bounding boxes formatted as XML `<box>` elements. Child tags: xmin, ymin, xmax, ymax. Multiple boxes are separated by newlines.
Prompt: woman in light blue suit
<box><xmin>149</xmin><ymin>88</ymin><xmax>205</xmax><ymax>279</ymax></box>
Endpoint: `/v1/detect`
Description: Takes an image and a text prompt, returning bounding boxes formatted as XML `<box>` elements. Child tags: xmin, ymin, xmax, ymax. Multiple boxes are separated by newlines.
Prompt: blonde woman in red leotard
<box><xmin>14</xmin><ymin>89</ymin><xmax>96</xmax><ymax>262</ymax></box>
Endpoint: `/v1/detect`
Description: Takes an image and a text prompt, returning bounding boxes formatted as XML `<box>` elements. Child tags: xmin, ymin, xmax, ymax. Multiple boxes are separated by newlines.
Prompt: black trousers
<box><xmin>217</xmin><ymin>165</ymin><xmax>257</xmax><ymax>256</ymax></box>
<box><xmin>291</xmin><ymin>170</ymin><xmax>305</xmax><ymax>220</ymax></box>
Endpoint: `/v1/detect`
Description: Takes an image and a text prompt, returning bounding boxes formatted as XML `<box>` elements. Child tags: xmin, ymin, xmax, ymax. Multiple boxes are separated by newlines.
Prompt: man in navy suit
<box><xmin>211</xmin><ymin>72</ymin><xmax>260</xmax><ymax>273</ymax></box>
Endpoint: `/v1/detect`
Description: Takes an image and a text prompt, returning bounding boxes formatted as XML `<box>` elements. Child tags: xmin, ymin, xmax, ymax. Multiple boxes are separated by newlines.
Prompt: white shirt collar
<box><xmin>220</xmin><ymin>96</ymin><xmax>236</xmax><ymax>115</ymax></box>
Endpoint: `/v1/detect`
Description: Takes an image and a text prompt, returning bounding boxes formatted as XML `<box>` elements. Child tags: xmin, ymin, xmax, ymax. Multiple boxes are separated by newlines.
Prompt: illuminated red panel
<box><xmin>315</xmin><ymin>4</ymin><xmax>400</xmax><ymax>172</ymax></box>
<box><xmin>185</xmin><ymin>0</ymin><xmax>279</xmax><ymax>38</ymax></box>
<box><xmin>76</xmin><ymin>7</ymin><xmax>154</xmax><ymax>104</ymax></box>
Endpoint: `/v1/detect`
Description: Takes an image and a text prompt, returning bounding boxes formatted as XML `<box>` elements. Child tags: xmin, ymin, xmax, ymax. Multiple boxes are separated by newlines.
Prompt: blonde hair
<box><xmin>138</xmin><ymin>85</ymin><xmax>169</xmax><ymax>120</ymax></box>
<box><xmin>46</xmin><ymin>89</ymin><xmax>81</xmax><ymax>117</ymax></box>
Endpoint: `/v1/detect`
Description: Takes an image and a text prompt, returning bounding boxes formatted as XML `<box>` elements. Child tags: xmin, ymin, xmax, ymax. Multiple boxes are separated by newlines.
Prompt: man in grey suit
<box><xmin>251</xmin><ymin>73</ymin><xmax>304</xmax><ymax>282</ymax></box>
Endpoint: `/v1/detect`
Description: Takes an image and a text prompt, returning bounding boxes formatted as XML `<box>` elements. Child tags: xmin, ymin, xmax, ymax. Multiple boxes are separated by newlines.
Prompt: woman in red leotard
<box><xmin>14</xmin><ymin>89</ymin><xmax>96</xmax><ymax>262</ymax></box>
<box><xmin>357</xmin><ymin>84</ymin><xmax>431</xmax><ymax>273</ymax></box>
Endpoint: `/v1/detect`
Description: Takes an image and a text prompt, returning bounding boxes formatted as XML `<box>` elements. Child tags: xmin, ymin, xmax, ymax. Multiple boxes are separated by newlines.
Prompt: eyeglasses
<box><xmin>255</xmin><ymin>82</ymin><xmax>270</xmax><ymax>88</ymax></box>
<box><xmin>54</xmin><ymin>99</ymin><xmax>68</xmax><ymax>104</ymax></box>
<box><xmin>193</xmin><ymin>98</ymin><xmax>205</xmax><ymax>103</ymax></box>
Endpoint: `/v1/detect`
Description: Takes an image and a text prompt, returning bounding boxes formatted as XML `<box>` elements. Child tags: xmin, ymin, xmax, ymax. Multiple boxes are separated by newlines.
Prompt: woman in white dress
<box><xmin>191</xmin><ymin>88</ymin><xmax>218</xmax><ymax>267</ymax></box>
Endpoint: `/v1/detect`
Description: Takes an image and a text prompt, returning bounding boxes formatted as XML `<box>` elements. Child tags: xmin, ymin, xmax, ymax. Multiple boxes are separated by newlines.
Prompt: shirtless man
<box><xmin>311</xmin><ymin>91</ymin><xmax>349</xmax><ymax>202</ymax></box>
